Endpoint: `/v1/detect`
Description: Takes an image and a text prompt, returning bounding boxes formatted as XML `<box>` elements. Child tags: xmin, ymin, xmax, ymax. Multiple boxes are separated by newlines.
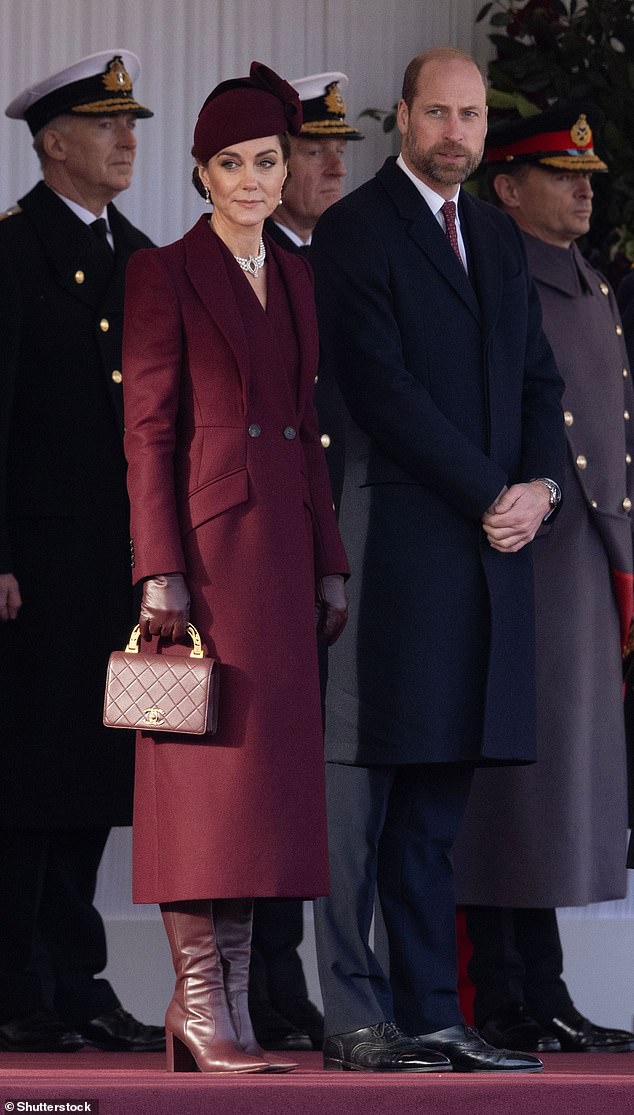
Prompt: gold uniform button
<box><xmin>576</xmin><ymin>454</ymin><xmax>587</xmax><ymax>470</ymax></box>
<box><xmin>321</xmin><ymin>433</ymin><xmax>331</xmax><ymax>448</ymax></box>
<box><xmin>623</xmin><ymin>497</ymin><xmax>632</xmax><ymax>512</ymax></box>
<box><xmin>74</xmin><ymin>270</ymin><xmax>85</xmax><ymax>284</ymax></box>
<box><xmin>111</xmin><ymin>369</ymin><xmax>122</xmax><ymax>384</ymax></box>
<box><xmin>590</xmin><ymin>499</ymin><xmax>598</xmax><ymax>509</ymax></box>
<box><xmin>100</xmin><ymin>318</ymin><xmax>110</xmax><ymax>332</ymax></box>
<box><xmin>599</xmin><ymin>282</ymin><xmax>609</xmax><ymax>295</ymax></box>
<box><xmin>625</xmin><ymin>410</ymin><xmax>631</xmax><ymax>421</ymax></box>
<box><xmin>617</xmin><ymin>324</ymin><xmax>623</xmax><ymax>336</ymax></box>
<box><xmin>564</xmin><ymin>410</ymin><xmax>574</xmax><ymax>427</ymax></box>
<box><xmin>627</xmin><ymin>453</ymin><xmax>632</xmax><ymax>465</ymax></box>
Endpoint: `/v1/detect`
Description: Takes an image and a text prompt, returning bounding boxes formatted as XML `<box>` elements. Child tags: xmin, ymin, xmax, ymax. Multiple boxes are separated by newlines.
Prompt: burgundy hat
<box><xmin>193</xmin><ymin>61</ymin><xmax>302</xmax><ymax>162</ymax></box>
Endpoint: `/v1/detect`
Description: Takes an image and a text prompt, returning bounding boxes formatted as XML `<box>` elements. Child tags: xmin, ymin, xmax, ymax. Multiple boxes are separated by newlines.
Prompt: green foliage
<box><xmin>478</xmin><ymin>0</ymin><xmax>634</xmax><ymax>280</ymax></box>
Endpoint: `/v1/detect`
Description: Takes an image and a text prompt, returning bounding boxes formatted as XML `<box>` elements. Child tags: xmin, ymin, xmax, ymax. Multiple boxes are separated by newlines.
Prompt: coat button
<box><xmin>624</xmin><ymin>368</ymin><xmax>629</xmax><ymax>378</ymax></box>
<box><xmin>623</xmin><ymin>497</ymin><xmax>632</xmax><ymax>512</ymax></box>
<box><xmin>563</xmin><ymin>410</ymin><xmax>574</xmax><ymax>426</ymax></box>
<box><xmin>283</xmin><ymin>426</ymin><xmax>297</xmax><ymax>440</ymax></box>
<box><xmin>625</xmin><ymin>410</ymin><xmax>630</xmax><ymax>421</ymax></box>
<box><xmin>576</xmin><ymin>454</ymin><xmax>587</xmax><ymax>470</ymax></box>
<box><xmin>111</xmin><ymin>369</ymin><xmax>122</xmax><ymax>383</ymax></box>
<box><xmin>248</xmin><ymin>423</ymin><xmax>262</xmax><ymax>438</ymax></box>
<box><xmin>100</xmin><ymin>318</ymin><xmax>110</xmax><ymax>332</ymax></box>
<box><xmin>627</xmin><ymin>454</ymin><xmax>632</xmax><ymax>465</ymax></box>
<box><xmin>617</xmin><ymin>324</ymin><xmax>623</xmax><ymax>336</ymax></box>
<box><xmin>590</xmin><ymin>499</ymin><xmax>598</xmax><ymax>508</ymax></box>
<box><xmin>599</xmin><ymin>282</ymin><xmax>609</xmax><ymax>295</ymax></box>
<box><xmin>314</xmin><ymin>375</ymin><xmax>319</xmax><ymax>384</ymax></box>
<box><xmin>321</xmin><ymin>433</ymin><xmax>331</xmax><ymax>448</ymax></box>
<box><xmin>74</xmin><ymin>270</ymin><xmax>85</xmax><ymax>284</ymax></box>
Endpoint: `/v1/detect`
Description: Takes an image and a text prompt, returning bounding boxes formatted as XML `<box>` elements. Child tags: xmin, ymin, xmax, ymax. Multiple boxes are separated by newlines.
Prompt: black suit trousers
<box><xmin>0</xmin><ymin>827</ymin><xmax>120</xmax><ymax>1024</ymax></box>
<box><xmin>314</xmin><ymin>760</ymin><xmax>474</xmax><ymax>1037</ymax></box>
<box><xmin>465</xmin><ymin>905</ymin><xmax>573</xmax><ymax>1025</ymax></box>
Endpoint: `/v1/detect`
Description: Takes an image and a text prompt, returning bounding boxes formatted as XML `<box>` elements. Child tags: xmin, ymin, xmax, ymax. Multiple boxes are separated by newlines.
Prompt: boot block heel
<box><xmin>166</xmin><ymin>1030</ymin><xmax>199</xmax><ymax>1072</ymax></box>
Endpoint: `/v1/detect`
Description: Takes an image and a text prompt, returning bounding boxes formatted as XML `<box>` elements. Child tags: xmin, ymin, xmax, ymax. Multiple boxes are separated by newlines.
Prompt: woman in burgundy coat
<box><xmin>122</xmin><ymin>64</ymin><xmax>348</xmax><ymax>1075</ymax></box>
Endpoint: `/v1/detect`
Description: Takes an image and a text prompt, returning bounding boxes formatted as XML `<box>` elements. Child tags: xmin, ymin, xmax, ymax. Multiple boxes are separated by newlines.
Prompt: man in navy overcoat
<box><xmin>311</xmin><ymin>47</ymin><xmax>565</xmax><ymax>1074</ymax></box>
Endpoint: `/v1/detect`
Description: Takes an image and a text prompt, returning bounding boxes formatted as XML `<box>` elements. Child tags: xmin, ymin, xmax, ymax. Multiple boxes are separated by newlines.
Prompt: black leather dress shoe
<box><xmin>0</xmin><ymin>1008</ymin><xmax>84</xmax><ymax>1052</ymax></box>
<box><xmin>415</xmin><ymin>1024</ymin><xmax>543</xmax><ymax>1072</ymax></box>
<box><xmin>323</xmin><ymin>1021</ymin><xmax>452</xmax><ymax>1072</ymax></box>
<box><xmin>480</xmin><ymin>1003</ymin><xmax>561</xmax><ymax>1052</ymax></box>
<box><xmin>80</xmin><ymin>1007</ymin><xmax>165</xmax><ymax>1051</ymax></box>
<box><xmin>536</xmin><ymin>1008</ymin><xmax>634</xmax><ymax>1053</ymax></box>
<box><xmin>275</xmin><ymin>997</ymin><xmax>324</xmax><ymax>1049</ymax></box>
<box><xmin>252</xmin><ymin>1002</ymin><xmax>312</xmax><ymax>1050</ymax></box>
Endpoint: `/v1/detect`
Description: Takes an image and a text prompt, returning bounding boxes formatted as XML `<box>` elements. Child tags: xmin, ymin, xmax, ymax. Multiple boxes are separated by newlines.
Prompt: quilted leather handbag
<box><xmin>103</xmin><ymin>623</ymin><xmax>219</xmax><ymax>735</ymax></box>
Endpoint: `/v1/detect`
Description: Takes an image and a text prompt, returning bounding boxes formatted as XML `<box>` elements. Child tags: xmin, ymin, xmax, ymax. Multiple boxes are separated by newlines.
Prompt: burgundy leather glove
<box><xmin>139</xmin><ymin>573</ymin><xmax>190</xmax><ymax>641</ymax></box>
<box><xmin>0</xmin><ymin>573</ymin><xmax>22</xmax><ymax>622</ymax></box>
<box><xmin>316</xmin><ymin>574</ymin><xmax>348</xmax><ymax>646</ymax></box>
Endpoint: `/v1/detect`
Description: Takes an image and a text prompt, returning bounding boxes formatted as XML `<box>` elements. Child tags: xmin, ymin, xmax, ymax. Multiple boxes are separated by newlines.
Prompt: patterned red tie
<box><xmin>441</xmin><ymin>200</ymin><xmax>465</xmax><ymax>270</ymax></box>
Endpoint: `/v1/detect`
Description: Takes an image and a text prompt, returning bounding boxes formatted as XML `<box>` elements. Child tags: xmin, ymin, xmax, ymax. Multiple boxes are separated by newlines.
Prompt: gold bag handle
<box><xmin>124</xmin><ymin>622</ymin><xmax>205</xmax><ymax>659</ymax></box>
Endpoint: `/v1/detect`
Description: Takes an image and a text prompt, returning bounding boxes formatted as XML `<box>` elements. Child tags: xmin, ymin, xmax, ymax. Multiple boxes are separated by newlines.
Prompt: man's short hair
<box><xmin>401</xmin><ymin>48</ymin><xmax>486</xmax><ymax>110</ymax></box>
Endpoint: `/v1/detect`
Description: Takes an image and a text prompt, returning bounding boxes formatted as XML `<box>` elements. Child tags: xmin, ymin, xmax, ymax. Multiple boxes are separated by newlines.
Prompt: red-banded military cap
<box><xmin>290</xmin><ymin>72</ymin><xmax>364</xmax><ymax>140</ymax></box>
<box><xmin>485</xmin><ymin>99</ymin><xmax>607</xmax><ymax>172</ymax></box>
<box><xmin>5</xmin><ymin>50</ymin><xmax>153</xmax><ymax>136</ymax></box>
<box><xmin>193</xmin><ymin>61</ymin><xmax>302</xmax><ymax>163</ymax></box>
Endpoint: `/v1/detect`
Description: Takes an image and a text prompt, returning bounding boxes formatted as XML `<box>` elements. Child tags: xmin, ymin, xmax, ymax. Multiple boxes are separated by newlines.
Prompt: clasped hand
<box><xmin>316</xmin><ymin>574</ymin><xmax>348</xmax><ymax>645</ymax></box>
<box><xmin>139</xmin><ymin>572</ymin><xmax>190</xmax><ymax>640</ymax></box>
<box><xmin>482</xmin><ymin>482</ymin><xmax>551</xmax><ymax>553</ymax></box>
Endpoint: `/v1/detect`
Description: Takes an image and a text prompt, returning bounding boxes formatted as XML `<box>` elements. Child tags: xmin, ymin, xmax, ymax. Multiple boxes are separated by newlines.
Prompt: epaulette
<box><xmin>0</xmin><ymin>204</ymin><xmax>22</xmax><ymax>221</ymax></box>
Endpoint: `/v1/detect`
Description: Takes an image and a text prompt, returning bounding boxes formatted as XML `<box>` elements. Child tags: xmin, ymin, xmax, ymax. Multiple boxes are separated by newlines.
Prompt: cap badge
<box><xmin>102</xmin><ymin>56</ymin><xmax>133</xmax><ymax>93</ymax></box>
<box><xmin>570</xmin><ymin>114</ymin><xmax>591</xmax><ymax>148</ymax></box>
<box><xmin>325</xmin><ymin>82</ymin><xmax>346</xmax><ymax>117</ymax></box>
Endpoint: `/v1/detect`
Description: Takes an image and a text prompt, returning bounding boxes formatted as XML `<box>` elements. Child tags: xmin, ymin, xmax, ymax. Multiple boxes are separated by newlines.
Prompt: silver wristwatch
<box><xmin>532</xmin><ymin>477</ymin><xmax>561</xmax><ymax>521</ymax></box>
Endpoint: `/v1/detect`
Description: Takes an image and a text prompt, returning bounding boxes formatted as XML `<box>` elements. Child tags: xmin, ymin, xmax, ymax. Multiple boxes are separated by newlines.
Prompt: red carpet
<box><xmin>1</xmin><ymin>1049</ymin><xmax>633</xmax><ymax>1115</ymax></box>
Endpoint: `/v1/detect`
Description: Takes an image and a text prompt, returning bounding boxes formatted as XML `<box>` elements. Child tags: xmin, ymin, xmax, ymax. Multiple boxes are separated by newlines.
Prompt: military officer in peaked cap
<box><xmin>0</xmin><ymin>50</ymin><xmax>163</xmax><ymax>1053</ymax></box>
<box><xmin>266</xmin><ymin>71</ymin><xmax>363</xmax><ymax>513</ymax></box>
<box><xmin>453</xmin><ymin>100</ymin><xmax>634</xmax><ymax>1054</ymax></box>
<box><xmin>250</xmin><ymin>73</ymin><xmax>363</xmax><ymax>1053</ymax></box>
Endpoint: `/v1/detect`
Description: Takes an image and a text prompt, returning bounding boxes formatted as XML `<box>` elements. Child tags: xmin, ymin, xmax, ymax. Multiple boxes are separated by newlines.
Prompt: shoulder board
<box><xmin>0</xmin><ymin>204</ymin><xmax>22</xmax><ymax>221</ymax></box>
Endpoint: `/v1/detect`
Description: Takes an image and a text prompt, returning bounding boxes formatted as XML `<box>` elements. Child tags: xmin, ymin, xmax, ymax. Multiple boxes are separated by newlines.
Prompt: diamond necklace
<box><xmin>233</xmin><ymin>237</ymin><xmax>266</xmax><ymax>277</ymax></box>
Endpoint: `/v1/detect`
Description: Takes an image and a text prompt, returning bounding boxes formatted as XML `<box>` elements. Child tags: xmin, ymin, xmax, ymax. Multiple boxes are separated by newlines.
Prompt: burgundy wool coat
<box><xmin>122</xmin><ymin>216</ymin><xmax>348</xmax><ymax>903</ymax></box>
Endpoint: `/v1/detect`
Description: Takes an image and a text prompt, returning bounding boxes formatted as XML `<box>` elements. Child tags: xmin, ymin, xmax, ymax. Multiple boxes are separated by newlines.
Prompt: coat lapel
<box><xmin>459</xmin><ymin>190</ymin><xmax>503</xmax><ymax>342</ymax></box>
<box><xmin>183</xmin><ymin>215</ymin><xmax>251</xmax><ymax>387</ymax></box>
<box><xmin>101</xmin><ymin>203</ymin><xmax>150</xmax><ymax>312</ymax></box>
<box><xmin>376</xmin><ymin>159</ymin><xmax>480</xmax><ymax>321</ymax></box>
<box><xmin>266</xmin><ymin>234</ymin><xmax>319</xmax><ymax>415</ymax></box>
<box><xmin>19</xmin><ymin>182</ymin><xmax>114</xmax><ymax>308</ymax></box>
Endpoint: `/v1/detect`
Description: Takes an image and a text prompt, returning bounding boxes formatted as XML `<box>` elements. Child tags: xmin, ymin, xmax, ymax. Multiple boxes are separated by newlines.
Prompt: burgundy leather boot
<box><xmin>215</xmin><ymin>898</ymin><xmax>297</xmax><ymax>1073</ymax></box>
<box><xmin>160</xmin><ymin>900</ymin><xmax>268</xmax><ymax>1073</ymax></box>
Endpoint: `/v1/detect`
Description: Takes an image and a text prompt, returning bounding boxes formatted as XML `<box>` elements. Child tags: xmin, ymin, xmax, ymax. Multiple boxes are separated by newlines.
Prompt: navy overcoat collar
<box><xmin>375</xmin><ymin>157</ymin><xmax>504</xmax><ymax>340</ymax></box>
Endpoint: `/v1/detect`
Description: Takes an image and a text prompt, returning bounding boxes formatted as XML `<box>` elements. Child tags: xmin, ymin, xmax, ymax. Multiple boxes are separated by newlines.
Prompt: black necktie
<box><xmin>90</xmin><ymin>217</ymin><xmax>113</xmax><ymax>254</ymax></box>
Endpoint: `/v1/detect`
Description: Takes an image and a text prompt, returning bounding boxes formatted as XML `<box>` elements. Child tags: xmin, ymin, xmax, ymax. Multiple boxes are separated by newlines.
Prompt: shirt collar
<box><xmin>270</xmin><ymin>219</ymin><xmax>311</xmax><ymax>249</ymax></box>
<box><xmin>50</xmin><ymin>189</ymin><xmax>109</xmax><ymax>229</ymax></box>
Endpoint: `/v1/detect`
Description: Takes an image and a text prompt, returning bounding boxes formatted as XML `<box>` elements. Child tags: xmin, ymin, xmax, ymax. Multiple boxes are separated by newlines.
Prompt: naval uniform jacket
<box><xmin>311</xmin><ymin>158</ymin><xmax>565</xmax><ymax>767</ymax></box>
<box><xmin>0</xmin><ymin>181</ymin><xmax>153</xmax><ymax>827</ymax></box>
